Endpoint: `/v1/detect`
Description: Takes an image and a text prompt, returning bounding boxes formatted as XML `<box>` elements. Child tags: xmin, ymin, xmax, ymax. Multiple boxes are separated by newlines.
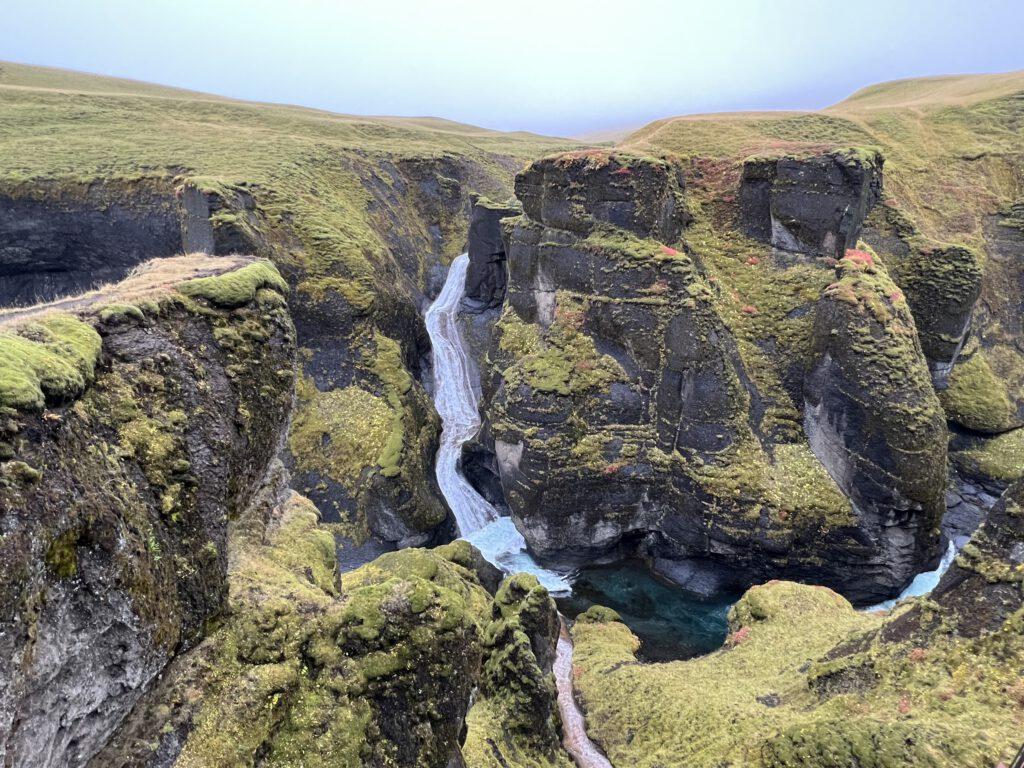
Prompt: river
<box><xmin>425</xmin><ymin>253</ymin><xmax>609</xmax><ymax>768</ymax></box>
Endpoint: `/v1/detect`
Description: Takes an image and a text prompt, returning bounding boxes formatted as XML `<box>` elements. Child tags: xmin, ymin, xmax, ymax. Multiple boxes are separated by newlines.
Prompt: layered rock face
<box><xmin>479</xmin><ymin>150</ymin><xmax>947</xmax><ymax>602</ymax></box>
<box><xmin>0</xmin><ymin>262</ymin><xmax>295</xmax><ymax>767</ymax></box>
<box><xmin>463</xmin><ymin>197</ymin><xmax>521</xmax><ymax>313</ymax></box>
<box><xmin>0</xmin><ymin>180</ymin><xmax>262</xmax><ymax>307</ymax></box>
<box><xmin>739</xmin><ymin>151</ymin><xmax>881</xmax><ymax>258</ymax></box>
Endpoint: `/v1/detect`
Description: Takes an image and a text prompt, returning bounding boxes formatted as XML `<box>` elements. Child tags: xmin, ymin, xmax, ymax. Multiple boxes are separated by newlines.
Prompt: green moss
<box><xmin>952</xmin><ymin>428</ymin><xmax>1024</xmax><ymax>482</ymax></box>
<box><xmin>572</xmin><ymin>573</ymin><xmax>1024</xmax><ymax>767</ymax></box>
<box><xmin>577</xmin><ymin>605</ymin><xmax>622</xmax><ymax>624</ymax></box>
<box><xmin>178</xmin><ymin>260</ymin><xmax>289</xmax><ymax>308</ymax></box>
<box><xmin>45</xmin><ymin>529</ymin><xmax>80</xmax><ymax>579</ymax></box>
<box><xmin>0</xmin><ymin>314</ymin><xmax>103</xmax><ymax>412</ymax></box>
<box><xmin>287</xmin><ymin>374</ymin><xmax>393</xmax><ymax>491</ymax></box>
<box><xmin>940</xmin><ymin>352</ymin><xmax>1017</xmax><ymax>433</ymax></box>
<box><xmin>501</xmin><ymin>300</ymin><xmax>626</xmax><ymax>397</ymax></box>
<box><xmin>97</xmin><ymin>303</ymin><xmax>146</xmax><ymax>324</ymax></box>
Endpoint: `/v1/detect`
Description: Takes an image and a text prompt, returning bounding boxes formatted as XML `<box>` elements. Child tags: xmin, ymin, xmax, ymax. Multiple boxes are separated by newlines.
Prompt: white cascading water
<box><xmin>865</xmin><ymin>540</ymin><xmax>958</xmax><ymax>612</ymax></box>
<box><xmin>426</xmin><ymin>254</ymin><xmax>608</xmax><ymax>768</ymax></box>
<box><xmin>424</xmin><ymin>254</ymin><xmax>570</xmax><ymax>594</ymax></box>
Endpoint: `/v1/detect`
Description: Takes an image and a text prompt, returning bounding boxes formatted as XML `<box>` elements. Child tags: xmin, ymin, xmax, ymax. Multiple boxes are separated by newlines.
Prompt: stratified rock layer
<box><xmin>480</xmin><ymin>150</ymin><xmax>947</xmax><ymax>603</ymax></box>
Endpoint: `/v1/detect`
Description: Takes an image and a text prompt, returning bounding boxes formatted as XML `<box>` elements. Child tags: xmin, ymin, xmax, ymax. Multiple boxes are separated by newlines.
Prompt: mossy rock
<box><xmin>0</xmin><ymin>314</ymin><xmax>102</xmax><ymax>412</ymax></box>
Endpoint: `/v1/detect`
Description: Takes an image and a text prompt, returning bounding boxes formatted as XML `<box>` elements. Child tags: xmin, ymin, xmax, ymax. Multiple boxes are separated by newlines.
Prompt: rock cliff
<box><xmin>476</xmin><ymin>149</ymin><xmax>946</xmax><ymax>602</ymax></box>
<box><xmin>0</xmin><ymin>259</ymin><xmax>295</xmax><ymax>767</ymax></box>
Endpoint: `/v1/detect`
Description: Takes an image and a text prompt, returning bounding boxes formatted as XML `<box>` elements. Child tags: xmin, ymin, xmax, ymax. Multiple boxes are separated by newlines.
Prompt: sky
<box><xmin>4</xmin><ymin>0</ymin><xmax>1023</xmax><ymax>137</ymax></box>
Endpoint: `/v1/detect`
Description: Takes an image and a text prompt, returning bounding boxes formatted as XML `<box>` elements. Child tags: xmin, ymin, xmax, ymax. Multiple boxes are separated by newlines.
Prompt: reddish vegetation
<box><xmin>611</xmin><ymin>166</ymin><xmax>633</xmax><ymax>176</ymax></box>
<box><xmin>908</xmin><ymin>647</ymin><xmax>927</xmax><ymax>663</ymax></box>
<box><xmin>602</xmin><ymin>462</ymin><xmax>625</xmax><ymax>476</ymax></box>
<box><xmin>575</xmin><ymin>359</ymin><xmax>596</xmax><ymax>373</ymax></box>
<box><xmin>897</xmin><ymin>695</ymin><xmax>911</xmax><ymax>715</ymax></box>
<box><xmin>890</xmin><ymin>290</ymin><xmax>904</xmax><ymax>303</ymax></box>
<box><xmin>648</xmin><ymin>279</ymin><xmax>670</xmax><ymax>295</ymax></box>
<box><xmin>729</xmin><ymin>626</ymin><xmax>752</xmax><ymax>645</ymax></box>
<box><xmin>844</xmin><ymin>248</ymin><xmax>875</xmax><ymax>266</ymax></box>
<box><xmin>741</xmin><ymin>304</ymin><xmax>759</xmax><ymax>315</ymax></box>
<box><xmin>661</xmin><ymin>245</ymin><xmax>681</xmax><ymax>256</ymax></box>
<box><xmin>745</xmin><ymin>256</ymin><xmax>760</xmax><ymax>266</ymax></box>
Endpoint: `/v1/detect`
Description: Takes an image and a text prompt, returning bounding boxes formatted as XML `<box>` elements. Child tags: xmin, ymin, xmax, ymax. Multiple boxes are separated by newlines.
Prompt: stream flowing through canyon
<box><xmin>425</xmin><ymin>254</ymin><xmax>608</xmax><ymax>767</ymax></box>
<box><xmin>424</xmin><ymin>253</ymin><xmax>962</xmax><ymax>767</ymax></box>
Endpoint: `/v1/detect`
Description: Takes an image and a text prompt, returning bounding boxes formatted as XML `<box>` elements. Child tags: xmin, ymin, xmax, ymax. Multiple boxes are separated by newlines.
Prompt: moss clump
<box><xmin>178</xmin><ymin>260</ymin><xmax>288</xmax><ymax>309</ymax></box>
<box><xmin>288</xmin><ymin>375</ymin><xmax>393</xmax><ymax>491</ymax></box>
<box><xmin>0</xmin><ymin>314</ymin><xmax>103</xmax><ymax>412</ymax></box>
<box><xmin>45</xmin><ymin>529</ymin><xmax>80</xmax><ymax>579</ymax></box>
<box><xmin>940</xmin><ymin>352</ymin><xmax>1017</xmax><ymax>434</ymax></box>
<box><xmin>501</xmin><ymin>300</ymin><xmax>626</xmax><ymax>397</ymax></box>
<box><xmin>577</xmin><ymin>605</ymin><xmax>622</xmax><ymax>624</ymax></box>
<box><xmin>97</xmin><ymin>303</ymin><xmax>146</xmax><ymax>325</ymax></box>
<box><xmin>951</xmin><ymin>428</ymin><xmax>1024</xmax><ymax>483</ymax></box>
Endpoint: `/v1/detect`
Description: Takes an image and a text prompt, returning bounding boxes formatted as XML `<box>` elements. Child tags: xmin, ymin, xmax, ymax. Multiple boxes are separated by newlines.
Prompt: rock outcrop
<box><xmin>0</xmin><ymin>180</ymin><xmax>264</xmax><ymax>308</ymax></box>
<box><xmin>0</xmin><ymin>261</ymin><xmax>295</xmax><ymax>767</ymax></box>
<box><xmin>739</xmin><ymin>151</ymin><xmax>882</xmax><ymax>258</ymax></box>
<box><xmin>479</xmin><ymin>150</ymin><xmax>946</xmax><ymax>603</ymax></box>
<box><xmin>804</xmin><ymin>249</ymin><xmax>948</xmax><ymax>597</ymax></box>
<box><xmin>463</xmin><ymin>197</ymin><xmax>521</xmax><ymax>313</ymax></box>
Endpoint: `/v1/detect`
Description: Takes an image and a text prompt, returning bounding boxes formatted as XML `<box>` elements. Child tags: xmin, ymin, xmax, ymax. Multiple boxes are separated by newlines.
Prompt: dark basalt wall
<box><xmin>478</xmin><ymin>150</ymin><xmax>947</xmax><ymax>604</ymax></box>
<box><xmin>0</xmin><ymin>288</ymin><xmax>294</xmax><ymax>768</ymax></box>
<box><xmin>463</xmin><ymin>197</ymin><xmax>520</xmax><ymax>313</ymax></box>
<box><xmin>739</xmin><ymin>151</ymin><xmax>882</xmax><ymax>258</ymax></box>
<box><xmin>0</xmin><ymin>180</ymin><xmax>261</xmax><ymax>308</ymax></box>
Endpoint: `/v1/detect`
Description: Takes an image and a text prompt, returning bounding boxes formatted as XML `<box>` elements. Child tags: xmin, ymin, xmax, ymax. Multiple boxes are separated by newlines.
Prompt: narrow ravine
<box><xmin>425</xmin><ymin>253</ymin><xmax>570</xmax><ymax>593</ymax></box>
<box><xmin>426</xmin><ymin>254</ymin><xmax>610</xmax><ymax>767</ymax></box>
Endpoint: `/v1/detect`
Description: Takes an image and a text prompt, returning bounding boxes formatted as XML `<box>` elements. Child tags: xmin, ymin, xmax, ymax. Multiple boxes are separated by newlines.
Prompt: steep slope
<box><xmin>0</xmin><ymin>259</ymin><xmax>295</xmax><ymax>766</ymax></box>
<box><xmin>0</xmin><ymin>61</ymin><xmax>582</xmax><ymax>553</ymax></box>
<box><xmin>624</xmin><ymin>71</ymin><xmax>1024</xmax><ymax>435</ymax></box>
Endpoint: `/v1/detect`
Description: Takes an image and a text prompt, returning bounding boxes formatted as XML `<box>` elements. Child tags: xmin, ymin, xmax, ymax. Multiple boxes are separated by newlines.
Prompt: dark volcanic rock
<box><xmin>462</xmin><ymin>197</ymin><xmax>520</xmax><ymax>313</ymax></box>
<box><xmin>0</xmin><ymin>284</ymin><xmax>294</xmax><ymax>768</ymax></box>
<box><xmin>740</xmin><ymin>151</ymin><xmax>882</xmax><ymax>258</ymax></box>
<box><xmin>480</xmin><ymin>149</ymin><xmax>945</xmax><ymax>604</ymax></box>
<box><xmin>516</xmin><ymin>150</ymin><xmax>689</xmax><ymax>241</ymax></box>
<box><xmin>0</xmin><ymin>179</ymin><xmax>262</xmax><ymax>308</ymax></box>
<box><xmin>803</xmin><ymin>250</ymin><xmax>948</xmax><ymax>597</ymax></box>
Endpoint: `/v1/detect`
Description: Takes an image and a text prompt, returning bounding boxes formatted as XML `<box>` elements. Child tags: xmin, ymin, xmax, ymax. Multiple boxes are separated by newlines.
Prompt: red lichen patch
<box><xmin>728</xmin><ymin>626</ymin><xmax>752</xmax><ymax>645</ymax></box>
<box><xmin>741</xmin><ymin>304</ymin><xmax>759</xmax><ymax>315</ymax></box>
<box><xmin>602</xmin><ymin>462</ymin><xmax>625</xmax><ymax>476</ymax></box>
<box><xmin>661</xmin><ymin>245</ymin><xmax>681</xmax><ymax>256</ymax></box>
<box><xmin>897</xmin><ymin>695</ymin><xmax>911</xmax><ymax>715</ymax></box>
<box><xmin>843</xmin><ymin>248</ymin><xmax>875</xmax><ymax>267</ymax></box>
<box><xmin>745</xmin><ymin>256</ymin><xmax>760</xmax><ymax>266</ymax></box>
<box><xmin>889</xmin><ymin>290</ymin><xmax>904</xmax><ymax>303</ymax></box>
<box><xmin>611</xmin><ymin>166</ymin><xmax>633</xmax><ymax>176</ymax></box>
<box><xmin>575</xmin><ymin>359</ymin><xmax>596</xmax><ymax>373</ymax></box>
<box><xmin>908</xmin><ymin>647</ymin><xmax>927</xmax><ymax>663</ymax></box>
<box><xmin>647</xmin><ymin>279</ymin><xmax>670</xmax><ymax>295</ymax></box>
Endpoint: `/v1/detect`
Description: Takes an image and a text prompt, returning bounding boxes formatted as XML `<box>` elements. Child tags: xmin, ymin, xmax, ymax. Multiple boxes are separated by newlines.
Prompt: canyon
<box><xmin>0</xmin><ymin>61</ymin><xmax>1022</xmax><ymax>767</ymax></box>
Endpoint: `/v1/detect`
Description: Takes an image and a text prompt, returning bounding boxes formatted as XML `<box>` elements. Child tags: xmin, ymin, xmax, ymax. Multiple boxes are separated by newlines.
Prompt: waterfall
<box><xmin>865</xmin><ymin>540</ymin><xmax>958</xmax><ymax>612</ymax></box>
<box><xmin>424</xmin><ymin>254</ymin><xmax>570</xmax><ymax>594</ymax></box>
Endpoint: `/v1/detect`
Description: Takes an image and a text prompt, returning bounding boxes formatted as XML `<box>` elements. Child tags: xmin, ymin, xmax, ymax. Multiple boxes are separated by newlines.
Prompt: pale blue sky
<box><xmin>5</xmin><ymin>0</ymin><xmax>1022</xmax><ymax>136</ymax></box>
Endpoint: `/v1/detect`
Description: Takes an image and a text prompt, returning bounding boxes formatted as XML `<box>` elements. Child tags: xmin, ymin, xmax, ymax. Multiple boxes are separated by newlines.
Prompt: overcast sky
<box><xmin>5</xmin><ymin>0</ymin><xmax>1023</xmax><ymax>136</ymax></box>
